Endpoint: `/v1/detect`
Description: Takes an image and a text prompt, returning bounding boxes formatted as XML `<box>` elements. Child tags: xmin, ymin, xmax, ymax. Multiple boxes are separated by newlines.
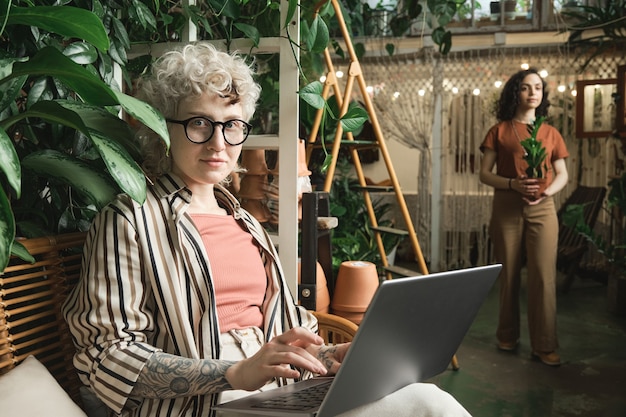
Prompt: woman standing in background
<box><xmin>479</xmin><ymin>68</ymin><xmax>569</xmax><ymax>367</ymax></box>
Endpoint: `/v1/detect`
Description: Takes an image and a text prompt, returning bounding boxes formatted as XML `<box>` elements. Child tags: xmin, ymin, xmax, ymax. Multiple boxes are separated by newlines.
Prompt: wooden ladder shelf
<box><xmin>305</xmin><ymin>0</ymin><xmax>459</xmax><ymax>370</ymax></box>
<box><xmin>306</xmin><ymin>0</ymin><xmax>428</xmax><ymax>279</ymax></box>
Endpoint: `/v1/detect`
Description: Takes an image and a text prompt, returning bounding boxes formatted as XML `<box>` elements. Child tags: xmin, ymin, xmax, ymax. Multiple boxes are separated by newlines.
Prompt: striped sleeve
<box><xmin>63</xmin><ymin>196</ymin><xmax>159</xmax><ymax>414</ymax></box>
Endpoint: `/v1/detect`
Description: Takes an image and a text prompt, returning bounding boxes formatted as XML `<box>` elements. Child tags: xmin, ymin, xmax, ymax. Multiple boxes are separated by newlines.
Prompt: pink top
<box><xmin>191</xmin><ymin>213</ymin><xmax>265</xmax><ymax>332</ymax></box>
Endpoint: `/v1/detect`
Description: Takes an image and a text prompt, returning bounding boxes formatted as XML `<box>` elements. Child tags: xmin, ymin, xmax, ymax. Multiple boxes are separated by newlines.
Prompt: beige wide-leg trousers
<box><xmin>489</xmin><ymin>190</ymin><xmax>559</xmax><ymax>352</ymax></box>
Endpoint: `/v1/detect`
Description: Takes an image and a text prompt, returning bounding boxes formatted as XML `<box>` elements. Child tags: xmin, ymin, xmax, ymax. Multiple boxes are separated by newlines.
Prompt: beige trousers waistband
<box><xmin>218</xmin><ymin>327</ymin><xmax>280</xmax><ymax>404</ymax></box>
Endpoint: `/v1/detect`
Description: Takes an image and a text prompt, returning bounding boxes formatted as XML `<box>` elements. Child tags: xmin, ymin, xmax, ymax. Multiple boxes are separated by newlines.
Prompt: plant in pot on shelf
<box><xmin>328</xmin><ymin>158</ymin><xmax>403</xmax><ymax>277</ymax></box>
<box><xmin>489</xmin><ymin>0</ymin><xmax>516</xmax><ymax>21</ymax></box>
<box><xmin>562</xmin><ymin>173</ymin><xmax>626</xmax><ymax>315</ymax></box>
<box><xmin>519</xmin><ymin>116</ymin><xmax>548</xmax><ymax>199</ymax></box>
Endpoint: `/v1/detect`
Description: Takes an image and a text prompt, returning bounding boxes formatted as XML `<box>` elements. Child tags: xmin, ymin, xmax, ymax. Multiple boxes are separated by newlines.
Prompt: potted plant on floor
<box><xmin>562</xmin><ymin>173</ymin><xmax>626</xmax><ymax>315</ymax></box>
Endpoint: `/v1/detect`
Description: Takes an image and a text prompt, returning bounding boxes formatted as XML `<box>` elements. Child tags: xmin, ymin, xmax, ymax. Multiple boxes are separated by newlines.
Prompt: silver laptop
<box><xmin>214</xmin><ymin>264</ymin><xmax>501</xmax><ymax>417</ymax></box>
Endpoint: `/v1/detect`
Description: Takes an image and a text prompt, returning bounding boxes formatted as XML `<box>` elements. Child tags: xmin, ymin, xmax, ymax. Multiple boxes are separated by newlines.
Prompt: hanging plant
<box><xmin>520</xmin><ymin>116</ymin><xmax>547</xmax><ymax>179</ymax></box>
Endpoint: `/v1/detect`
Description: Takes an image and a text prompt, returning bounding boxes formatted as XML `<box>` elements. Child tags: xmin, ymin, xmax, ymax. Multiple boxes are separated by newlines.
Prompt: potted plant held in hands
<box><xmin>520</xmin><ymin>116</ymin><xmax>548</xmax><ymax>200</ymax></box>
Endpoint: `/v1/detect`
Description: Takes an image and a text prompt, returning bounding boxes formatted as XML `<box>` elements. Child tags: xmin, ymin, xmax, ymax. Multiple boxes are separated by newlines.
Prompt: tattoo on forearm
<box><xmin>131</xmin><ymin>352</ymin><xmax>235</xmax><ymax>399</ymax></box>
<box><xmin>317</xmin><ymin>345</ymin><xmax>338</xmax><ymax>371</ymax></box>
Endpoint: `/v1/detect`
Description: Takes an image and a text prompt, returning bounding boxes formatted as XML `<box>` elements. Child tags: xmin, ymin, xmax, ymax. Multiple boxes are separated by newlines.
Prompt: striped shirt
<box><xmin>62</xmin><ymin>173</ymin><xmax>317</xmax><ymax>417</ymax></box>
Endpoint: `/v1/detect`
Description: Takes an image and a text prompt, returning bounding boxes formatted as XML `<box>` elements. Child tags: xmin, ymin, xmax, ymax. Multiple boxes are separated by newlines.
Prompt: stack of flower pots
<box><xmin>265</xmin><ymin>139</ymin><xmax>312</xmax><ymax>225</ymax></box>
<box><xmin>238</xmin><ymin>149</ymin><xmax>272</xmax><ymax>223</ymax></box>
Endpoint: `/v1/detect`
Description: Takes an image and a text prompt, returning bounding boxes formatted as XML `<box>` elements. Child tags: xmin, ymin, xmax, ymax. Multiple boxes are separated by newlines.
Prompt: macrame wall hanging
<box><xmin>334</xmin><ymin>44</ymin><xmax>625</xmax><ymax>271</ymax></box>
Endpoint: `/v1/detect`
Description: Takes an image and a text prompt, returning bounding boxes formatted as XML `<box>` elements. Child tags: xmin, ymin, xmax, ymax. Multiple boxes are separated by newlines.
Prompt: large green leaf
<box><xmin>284</xmin><ymin>0</ymin><xmax>298</xmax><ymax>27</ymax></box>
<box><xmin>112</xmin><ymin>90</ymin><xmax>170</xmax><ymax>147</ymax></box>
<box><xmin>21</xmin><ymin>150</ymin><xmax>118</xmax><ymax>210</ymax></box>
<box><xmin>3</xmin><ymin>100</ymin><xmax>90</xmax><ymax>134</ymax></box>
<box><xmin>306</xmin><ymin>15</ymin><xmax>330</xmax><ymax>53</ymax></box>
<box><xmin>298</xmin><ymin>81</ymin><xmax>325</xmax><ymax>110</ymax></box>
<box><xmin>0</xmin><ymin>66</ymin><xmax>27</xmax><ymax>111</ymax></box>
<box><xmin>88</xmin><ymin>129</ymin><xmax>146</xmax><ymax>204</ymax></box>
<box><xmin>131</xmin><ymin>0</ymin><xmax>157</xmax><ymax>32</ymax></box>
<box><xmin>0</xmin><ymin>186</ymin><xmax>14</xmax><ymax>270</ymax></box>
<box><xmin>234</xmin><ymin>23</ymin><xmax>260</xmax><ymax>47</ymax></box>
<box><xmin>340</xmin><ymin>107</ymin><xmax>369</xmax><ymax>133</ymax></box>
<box><xmin>10</xmin><ymin>240</ymin><xmax>35</xmax><ymax>265</ymax></box>
<box><xmin>0</xmin><ymin>129</ymin><xmax>20</xmax><ymax>197</ymax></box>
<box><xmin>1</xmin><ymin>5</ymin><xmax>109</xmax><ymax>52</ymax></box>
<box><xmin>63</xmin><ymin>42</ymin><xmax>99</xmax><ymax>65</ymax></box>
<box><xmin>6</xmin><ymin>47</ymin><xmax>118</xmax><ymax>106</ymax></box>
<box><xmin>56</xmin><ymin>100</ymin><xmax>142</xmax><ymax>160</ymax></box>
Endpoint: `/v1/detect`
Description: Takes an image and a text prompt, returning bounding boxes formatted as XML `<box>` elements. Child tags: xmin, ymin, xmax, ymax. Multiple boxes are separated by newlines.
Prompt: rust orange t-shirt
<box><xmin>191</xmin><ymin>213</ymin><xmax>265</xmax><ymax>332</ymax></box>
<box><xmin>480</xmin><ymin>120</ymin><xmax>569</xmax><ymax>186</ymax></box>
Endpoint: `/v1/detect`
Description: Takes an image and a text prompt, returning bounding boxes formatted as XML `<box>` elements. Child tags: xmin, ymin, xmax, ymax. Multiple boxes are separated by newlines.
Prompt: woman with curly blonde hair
<box><xmin>64</xmin><ymin>42</ymin><xmax>471</xmax><ymax>417</ymax></box>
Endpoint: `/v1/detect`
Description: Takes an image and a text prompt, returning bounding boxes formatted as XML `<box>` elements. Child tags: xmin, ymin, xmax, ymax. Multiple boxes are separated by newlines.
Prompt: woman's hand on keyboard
<box><xmin>225</xmin><ymin>327</ymin><xmax>328</xmax><ymax>391</ymax></box>
<box><xmin>309</xmin><ymin>343</ymin><xmax>350</xmax><ymax>375</ymax></box>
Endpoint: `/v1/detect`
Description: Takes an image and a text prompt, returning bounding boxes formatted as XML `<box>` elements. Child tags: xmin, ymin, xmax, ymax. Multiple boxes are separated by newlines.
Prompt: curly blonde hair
<box><xmin>134</xmin><ymin>42</ymin><xmax>261</xmax><ymax>180</ymax></box>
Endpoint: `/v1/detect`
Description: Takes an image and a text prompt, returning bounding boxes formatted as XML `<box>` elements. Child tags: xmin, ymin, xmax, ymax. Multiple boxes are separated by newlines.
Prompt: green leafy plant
<box><xmin>0</xmin><ymin>2</ymin><xmax>169</xmax><ymax>270</ymax></box>
<box><xmin>328</xmin><ymin>158</ymin><xmax>402</xmax><ymax>276</ymax></box>
<box><xmin>562</xmin><ymin>173</ymin><xmax>626</xmax><ymax>276</ymax></box>
<box><xmin>520</xmin><ymin>116</ymin><xmax>548</xmax><ymax>178</ymax></box>
<box><xmin>0</xmin><ymin>0</ymin><xmax>463</xmax><ymax>273</ymax></box>
<box><xmin>560</xmin><ymin>0</ymin><xmax>626</xmax><ymax>71</ymax></box>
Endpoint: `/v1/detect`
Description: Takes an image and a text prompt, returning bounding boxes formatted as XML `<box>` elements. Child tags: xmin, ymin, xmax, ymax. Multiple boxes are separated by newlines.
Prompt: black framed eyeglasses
<box><xmin>166</xmin><ymin>116</ymin><xmax>252</xmax><ymax>146</ymax></box>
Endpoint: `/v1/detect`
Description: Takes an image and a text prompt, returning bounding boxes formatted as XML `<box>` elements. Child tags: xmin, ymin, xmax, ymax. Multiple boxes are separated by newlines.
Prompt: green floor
<box><xmin>426</xmin><ymin>272</ymin><xmax>626</xmax><ymax>417</ymax></box>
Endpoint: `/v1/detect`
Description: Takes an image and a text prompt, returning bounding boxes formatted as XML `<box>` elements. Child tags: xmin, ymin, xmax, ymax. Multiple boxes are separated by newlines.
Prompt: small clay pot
<box><xmin>530</xmin><ymin>178</ymin><xmax>548</xmax><ymax>200</ymax></box>
<box><xmin>331</xmin><ymin>261</ymin><xmax>380</xmax><ymax>324</ymax></box>
<box><xmin>241</xmin><ymin>199</ymin><xmax>271</xmax><ymax>222</ymax></box>
<box><xmin>241</xmin><ymin>149</ymin><xmax>269</xmax><ymax>175</ymax></box>
<box><xmin>298</xmin><ymin>260</ymin><xmax>330</xmax><ymax>313</ymax></box>
<box><xmin>297</xmin><ymin>139</ymin><xmax>312</xmax><ymax>177</ymax></box>
<box><xmin>238</xmin><ymin>174</ymin><xmax>269</xmax><ymax>199</ymax></box>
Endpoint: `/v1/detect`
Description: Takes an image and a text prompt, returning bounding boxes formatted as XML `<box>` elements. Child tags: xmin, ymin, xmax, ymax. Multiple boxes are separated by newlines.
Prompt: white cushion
<box><xmin>0</xmin><ymin>355</ymin><xmax>87</xmax><ymax>417</ymax></box>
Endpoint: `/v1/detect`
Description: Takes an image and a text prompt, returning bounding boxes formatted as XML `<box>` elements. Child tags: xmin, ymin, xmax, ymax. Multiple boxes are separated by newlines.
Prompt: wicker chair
<box><xmin>0</xmin><ymin>232</ymin><xmax>355</xmax><ymax>409</ymax></box>
<box><xmin>0</xmin><ymin>233</ymin><xmax>86</xmax><ymax>405</ymax></box>
<box><xmin>312</xmin><ymin>311</ymin><xmax>358</xmax><ymax>344</ymax></box>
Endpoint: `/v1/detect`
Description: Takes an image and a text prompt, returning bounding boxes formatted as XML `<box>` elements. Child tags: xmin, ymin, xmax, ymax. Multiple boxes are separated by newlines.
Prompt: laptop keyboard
<box><xmin>251</xmin><ymin>379</ymin><xmax>332</xmax><ymax>411</ymax></box>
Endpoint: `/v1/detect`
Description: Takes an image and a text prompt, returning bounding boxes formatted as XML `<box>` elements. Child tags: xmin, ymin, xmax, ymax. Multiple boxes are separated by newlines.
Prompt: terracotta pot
<box><xmin>238</xmin><ymin>174</ymin><xmax>269</xmax><ymax>199</ymax></box>
<box><xmin>297</xmin><ymin>139</ymin><xmax>312</xmax><ymax>177</ymax></box>
<box><xmin>331</xmin><ymin>261</ymin><xmax>380</xmax><ymax>324</ymax></box>
<box><xmin>269</xmin><ymin>139</ymin><xmax>311</xmax><ymax>177</ymax></box>
<box><xmin>297</xmin><ymin>260</ymin><xmax>330</xmax><ymax>313</ymax></box>
<box><xmin>240</xmin><ymin>199</ymin><xmax>271</xmax><ymax>222</ymax></box>
<box><xmin>228</xmin><ymin>171</ymin><xmax>241</xmax><ymax>194</ymax></box>
<box><xmin>530</xmin><ymin>178</ymin><xmax>548</xmax><ymax>200</ymax></box>
<box><xmin>241</xmin><ymin>149</ymin><xmax>269</xmax><ymax>175</ymax></box>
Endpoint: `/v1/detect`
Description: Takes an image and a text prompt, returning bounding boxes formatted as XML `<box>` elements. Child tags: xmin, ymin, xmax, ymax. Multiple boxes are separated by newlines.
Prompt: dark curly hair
<box><xmin>496</xmin><ymin>68</ymin><xmax>550</xmax><ymax>122</ymax></box>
